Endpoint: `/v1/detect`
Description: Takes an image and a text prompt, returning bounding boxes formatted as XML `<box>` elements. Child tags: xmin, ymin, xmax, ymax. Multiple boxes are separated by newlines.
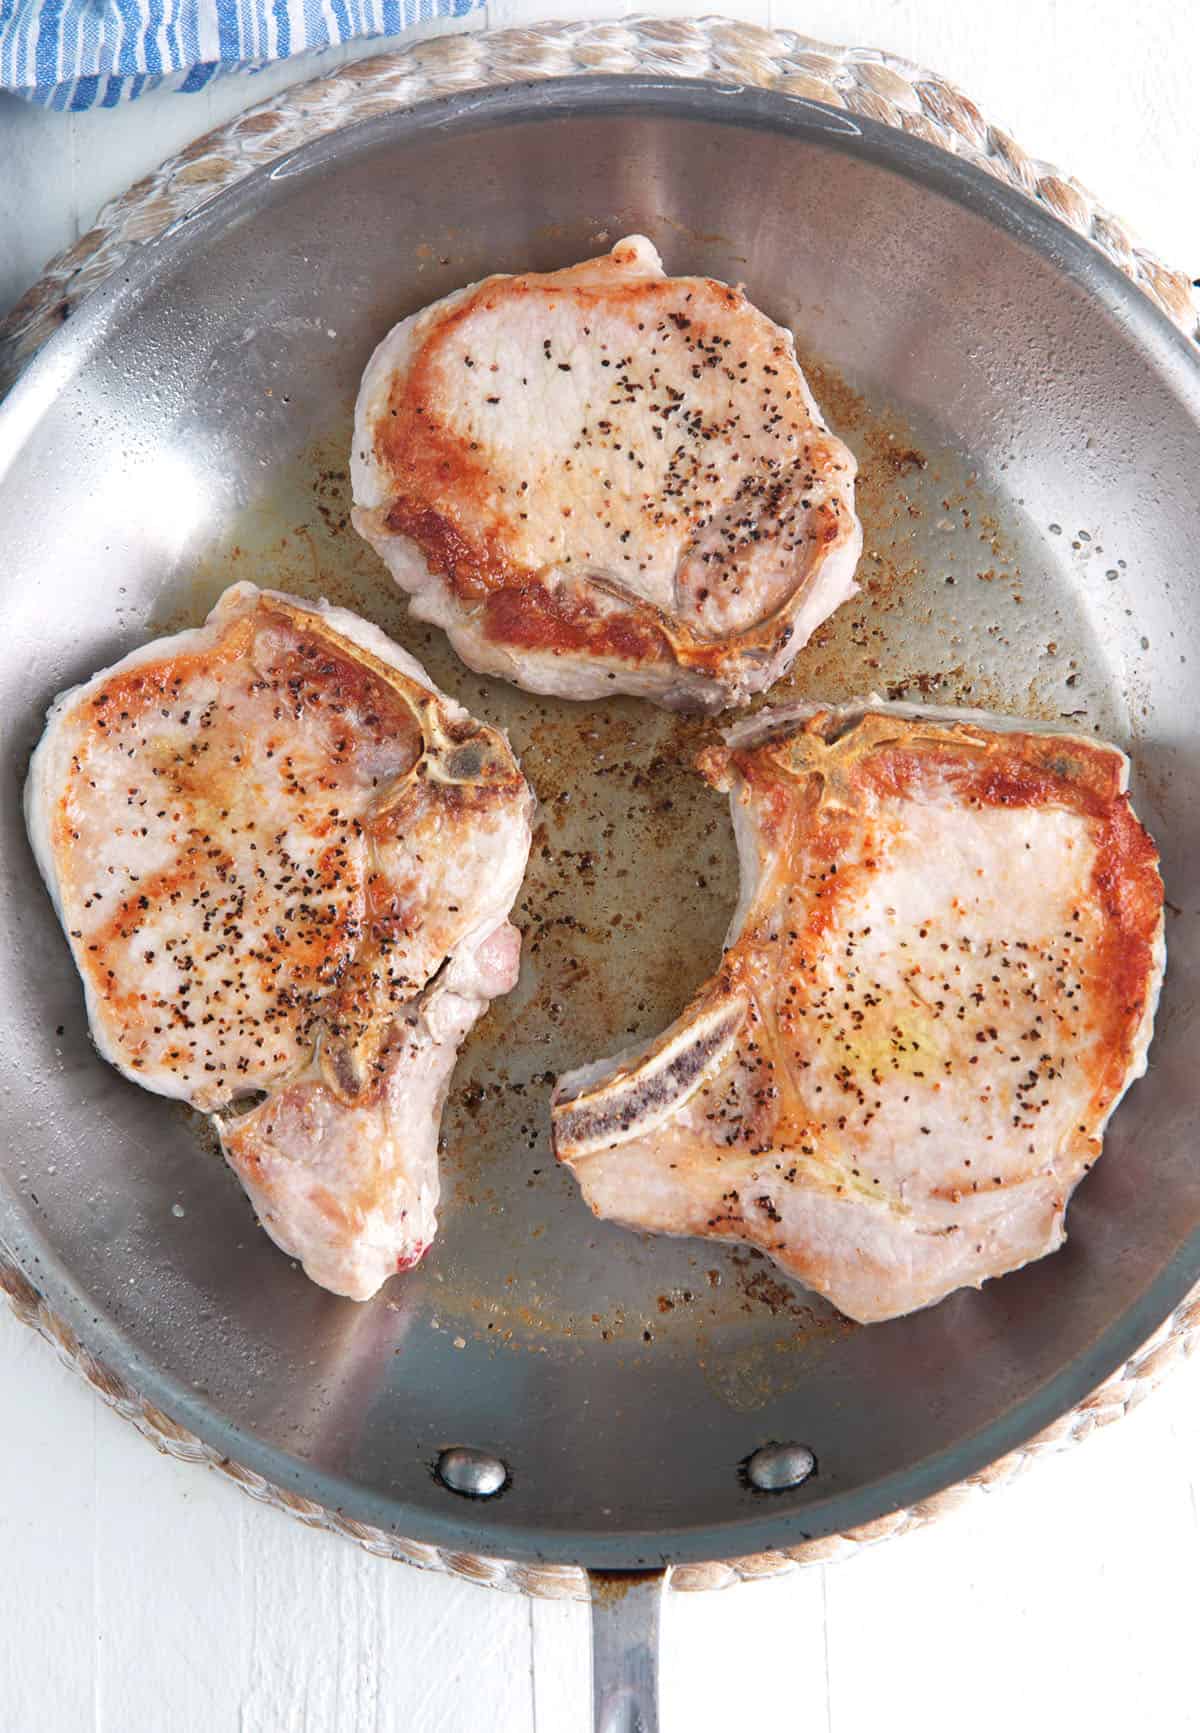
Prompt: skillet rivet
<box><xmin>436</xmin><ymin>1445</ymin><xmax>508</xmax><ymax>1498</ymax></box>
<box><xmin>746</xmin><ymin>1442</ymin><xmax>816</xmax><ymax>1491</ymax></box>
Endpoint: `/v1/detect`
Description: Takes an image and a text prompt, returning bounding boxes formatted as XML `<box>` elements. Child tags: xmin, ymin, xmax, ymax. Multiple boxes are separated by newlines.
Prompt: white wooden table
<box><xmin>3</xmin><ymin>4</ymin><xmax>1199</xmax><ymax>1728</ymax></box>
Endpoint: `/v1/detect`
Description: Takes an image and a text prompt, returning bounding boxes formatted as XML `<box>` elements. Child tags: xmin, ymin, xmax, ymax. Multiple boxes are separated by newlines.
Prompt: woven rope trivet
<box><xmin>2</xmin><ymin>16</ymin><xmax>1198</xmax><ymax>1598</ymax></box>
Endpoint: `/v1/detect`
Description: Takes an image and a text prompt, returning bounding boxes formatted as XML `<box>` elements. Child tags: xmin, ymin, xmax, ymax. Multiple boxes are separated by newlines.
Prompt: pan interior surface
<box><xmin>1</xmin><ymin>81</ymin><xmax>1198</xmax><ymax>1567</ymax></box>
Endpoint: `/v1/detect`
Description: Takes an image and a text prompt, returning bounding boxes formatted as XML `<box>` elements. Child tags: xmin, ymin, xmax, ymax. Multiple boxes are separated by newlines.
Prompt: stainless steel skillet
<box><xmin>1</xmin><ymin>74</ymin><xmax>1199</xmax><ymax>1728</ymax></box>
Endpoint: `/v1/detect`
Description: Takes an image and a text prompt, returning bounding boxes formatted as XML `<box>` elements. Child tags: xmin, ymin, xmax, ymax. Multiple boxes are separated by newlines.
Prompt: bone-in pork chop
<box><xmin>351</xmin><ymin>236</ymin><xmax>861</xmax><ymax>712</ymax></box>
<box><xmin>552</xmin><ymin>702</ymin><xmax>1165</xmax><ymax>1323</ymax></box>
<box><xmin>26</xmin><ymin>583</ymin><xmax>534</xmax><ymax>1300</ymax></box>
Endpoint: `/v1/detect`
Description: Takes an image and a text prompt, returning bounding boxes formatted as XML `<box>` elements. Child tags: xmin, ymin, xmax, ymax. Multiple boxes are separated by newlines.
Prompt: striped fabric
<box><xmin>0</xmin><ymin>0</ymin><xmax>483</xmax><ymax>108</ymax></box>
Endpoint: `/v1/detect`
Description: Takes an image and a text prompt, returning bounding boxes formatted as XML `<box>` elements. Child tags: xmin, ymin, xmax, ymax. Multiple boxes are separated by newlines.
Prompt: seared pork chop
<box><xmin>352</xmin><ymin>236</ymin><xmax>861</xmax><ymax>712</ymax></box>
<box><xmin>552</xmin><ymin>702</ymin><xmax>1164</xmax><ymax>1323</ymax></box>
<box><xmin>26</xmin><ymin>583</ymin><xmax>533</xmax><ymax>1300</ymax></box>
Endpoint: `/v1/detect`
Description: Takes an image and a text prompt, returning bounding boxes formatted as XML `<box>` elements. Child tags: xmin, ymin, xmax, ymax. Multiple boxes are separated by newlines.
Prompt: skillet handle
<box><xmin>588</xmin><ymin>1568</ymin><xmax>666</xmax><ymax>1733</ymax></box>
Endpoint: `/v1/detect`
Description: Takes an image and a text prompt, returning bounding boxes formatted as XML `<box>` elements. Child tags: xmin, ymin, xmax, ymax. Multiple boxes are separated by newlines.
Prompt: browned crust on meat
<box><xmin>367</xmin><ymin>268</ymin><xmax>857</xmax><ymax>679</ymax></box>
<box><xmin>480</xmin><ymin>580</ymin><xmax>672</xmax><ymax>664</ymax></box>
<box><xmin>383</xmin><ymin>499</ymin><xmax>518</xmax><ymax>601</ymax></box>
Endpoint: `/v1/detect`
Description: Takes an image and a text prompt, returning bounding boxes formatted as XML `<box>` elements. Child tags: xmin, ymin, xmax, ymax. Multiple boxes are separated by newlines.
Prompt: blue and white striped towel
<box><xmin>0</xmin><ymin>0</ymin><xmax>483</xmax><ymax>109</ymax></box>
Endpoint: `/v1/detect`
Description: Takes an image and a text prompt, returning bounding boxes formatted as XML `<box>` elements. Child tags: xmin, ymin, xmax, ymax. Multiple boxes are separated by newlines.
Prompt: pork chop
<box><xmin>552</xmin><ymin>701</ymin><xmax>1165</xmax><ymax>1323</ymax></box>
<box><xmin>351</xmin><ymin>236</ymin><xmax>861</xmax><ymax>712</ymax></box>
<box><xmin>26</xmin><ymin>582</ymin><xmax>534</xmax><ymax>1300</ymax></box>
